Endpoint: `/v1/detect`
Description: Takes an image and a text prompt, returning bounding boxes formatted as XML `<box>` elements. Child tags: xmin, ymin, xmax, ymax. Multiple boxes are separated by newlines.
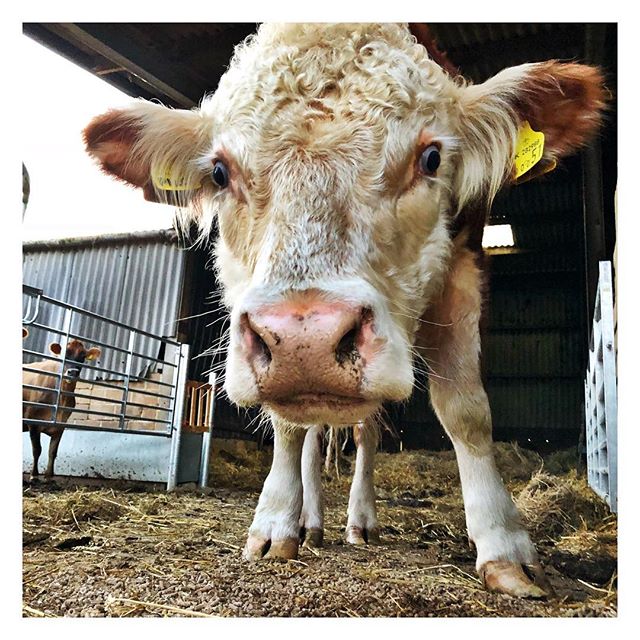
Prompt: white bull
<box><xmin>84</xmin><ymin>23</ymin><xmax>605</xmax><ymax>597</ymax></box>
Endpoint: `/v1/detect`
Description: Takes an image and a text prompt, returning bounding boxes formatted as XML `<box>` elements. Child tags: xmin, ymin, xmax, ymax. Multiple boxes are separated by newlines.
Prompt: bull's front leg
<box><xmin>299</xmin><ymin>424</ymin><xmax>325</xmax><ymax>548</ymax></box>
<box><xmin>243</xmin><ymin>423</ymin><xmax>305</xmax><ymax>561</ymax></box>
<box><xmin>420</xmin><ymin>246</ymin><xmax>551</xmax><ymax>598</ymax></box>
<box><xmin>429</xmin><ymin>380</ymin><xmax>549</xmax><ymax>597</ymax></box>
<box><xmin>345</xmin><ymin>422</ymin><xmax>380</xmax><ymax>544</ymax></box>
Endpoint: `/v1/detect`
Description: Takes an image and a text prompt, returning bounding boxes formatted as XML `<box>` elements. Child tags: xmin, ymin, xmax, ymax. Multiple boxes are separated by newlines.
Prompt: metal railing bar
<box><xmin>167</xmin><ymin>343</ymin><xmax>189</xmax><ymax>491</ymax></box>
<box><xmin>22</xmin><ymin>321</ymin><xmax>66</xmax><ymax>335</ymax></box>
<box><xmin>22</xmin><ymin>396</ymin><xmax>171</xmax><ymax>422</ymax></box>
<box><xmin>23</xmin><ymin>357</ymin><xmax>177</xmax><ymax>391</ymax></box>
<box><xmin>115</xmin><ymin>386</ymin><xmax>173</xmax><ymax>401</ymax></box>
<box><xmin>122</xmin><ymin>415</ymin><xmax>172</xmax><ymax>424</ymax></box>
<box><xmin>64</xmin><ymin>377</ymin><xmax>126</xmax><ymax>392</ymax></box>
<box><xmin>22</xmin><ymin>367</ymin><xmax>62</xmax><ymax>380</ymax></box>
<box><xmin>22</xmin><ymin>324</ymin><xmax>130</xmax><ymax>355</ymax></box>
<box><xmin>119</xmin><ymin>330</ymin><xmax>136</xmax><ymax>430</ymax></box>
<box><xmin>60</xmin><ymin>390</ymin><xmax>123</xmax><ymax>403</ymax></box>
<box><xmin>66</xmin><ymin>332</ymin><xmax>132</xmax><ymax>355</ymax></box>
<box><xmin>22</xmin><ymin>384</ymin><xmax>121</xmax><ymax>403</ymax></box>
<box><xmin>128</xmin><ymin>350</ymin><xmax>178</xmax><ymax>367</ymax></box>
<box><xmin>22</xmin><ymin>349</ymin><xmax>65</xmax><ymax>363</ymax></box>
<box><xmin>21</xmin><ymin>367</ymin><xmax>126</xmax><ymax>392</ymax></box>
<box><xmin>126</xmin><ymin>376</ymin><xmax>176</xmax><ymax>389</ymax></box>
<box><xmin>71</xmin><ymin>359</ymin><xmax>177</xmax><ymax>388</ymax></box>
<box><xmin>23</xmin><ymin>284</ymin><xmax>43</xmax><ymax>297</ymax></box>
<box><xmin>22</xmin><ymin>418</ymin><xmax>172</xmax><ymax>437</ymax></box>
<box><xmin>23</xmin><ymin>353</ymin><xmax>129</xmax><ymax>380</ymax></box>
<box><xmin>71</xmin><ymin>360</ymin><xmax>134</xmax><ymax>378</ymax></box>
<box><xmin>124</xmin><ymin>400</ymin><xmax>171</xmax><ymax>411</ymax></box>
<box><xmin>24</xmin><ymin>324</ymin><xmax>178</xmax><ymax>368</ymax></box>
<box><xmin>51</xmin><ymin>308</ymin><xmax>72</xmax><ymax>424</ymax></box>
<box><xmin>22</xmin><ymin>287</ymin><xmax>42</xmax><ymax>325</ymax></box>
<box><xmin>23</xmin><ymin>400</ymin><xmax>65</xmax><ymax>410</ymax></box>
<box><xmin>34</xmin><ymin>397</ymin><xmax>167</xmax><ymax>414</ymax></box>
<box><xmin>24</xmin><ymin>404</ymin><xmax>169</xmax><ymax>425</ymax></box>
<box><xmin>22</xmin><ymin>383</ymin><xmax>60</xmax><ymax>394</ymax></box>
<box><xmin>22</xmin><ymin>287</ymin><xmax>181</xmax><ymax>345</ymax></box>
<box><xmin>30</xmin><ymin>375</ymin><xmax>174</xmax><ymax>401</ymax></box>
<box><xmin>23</xmin><ymin>403</ymin><xmax>118</xmax><ymax>418</ymax></box>
<box><xmin>22</xmin><ymin>385</ymin><xmax>165</xmax><ymax>415</ymax></box>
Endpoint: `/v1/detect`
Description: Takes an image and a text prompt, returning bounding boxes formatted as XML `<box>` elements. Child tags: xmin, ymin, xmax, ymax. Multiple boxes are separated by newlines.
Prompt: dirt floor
<box><xmin>22</xmin><ymin>442</ymin><xmax>617</xmax><ymax>618</ymax></box>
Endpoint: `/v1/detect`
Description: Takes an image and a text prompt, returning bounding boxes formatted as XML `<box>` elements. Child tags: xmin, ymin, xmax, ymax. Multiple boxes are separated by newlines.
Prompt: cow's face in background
<box><xmin>84</xmin><ymin>24</ymin><xmax>604</xmax><ymax>426</ymax></box>
<box><xmin>61</xmin><ymin>339</ymin><xmax>100</xmax><ymax>379</ymax></box>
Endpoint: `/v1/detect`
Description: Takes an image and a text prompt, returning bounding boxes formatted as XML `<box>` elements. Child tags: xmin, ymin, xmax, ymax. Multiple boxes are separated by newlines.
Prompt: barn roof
<box><xmin>22</xmin><ymin>23</ymin><xmax>613</xmax><ymax>105</ymax></box>
<box><xmin>23</xmin><ymin>228</ymin><xmax>179</xmax><ymax>253</ymax></box>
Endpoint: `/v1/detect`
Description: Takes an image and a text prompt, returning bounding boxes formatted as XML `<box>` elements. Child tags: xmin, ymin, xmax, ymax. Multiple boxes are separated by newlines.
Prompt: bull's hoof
<box><xmin>480</xmin><ymin>560</ymin><xmax>553</xmax><ymax>599</ymax></box>
<box><xmin>265</xmin><ymin>537</ymin><xmax>299</xmax><ymax>559</ymax></box>
<box><xmin>243</xmin><ymin>535</ymin><xmax>299</xmax><ymax>561</ymax></box>
<box><xmin>301</xmin><ymin>527</ymin><xmax>324</xmax><ymax>548</ymax></box>
<box><xmin>345</xmin><ymin>525</ymin><xmax>381</xmax><ymax>545</ymax></box>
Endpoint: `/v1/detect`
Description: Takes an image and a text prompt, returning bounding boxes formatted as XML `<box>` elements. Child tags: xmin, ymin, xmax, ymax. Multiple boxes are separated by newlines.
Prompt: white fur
<box><xmin>452</xmin><ymin>442</ymin><xmax>538</xmax><ymax>570</ymax></box>
<box><xmin>300</xmin><ymin>425</ymin><xmax>325</xmax><ymax>531</ymax></box>
<box><xmin>248</xmin><ymin>426</ymin><xmax>305</xmax><ymax>541</ymax></box>
<box><xmin>346</xmin><ymin>424</ymin><xmax>379</xmax><ymax>533</ymax></box>
<box><xmin>84</xmin><ymin>24</ymin><xmax>602</xmax><ymax>577</ymax></box>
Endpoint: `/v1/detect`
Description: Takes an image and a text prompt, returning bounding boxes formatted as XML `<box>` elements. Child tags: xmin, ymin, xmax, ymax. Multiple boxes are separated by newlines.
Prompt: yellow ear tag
<box><xmin>514</xmin><ymin>121</ymin><xmax>545</xmax><ymax>180</ymax></box>
<box><xmin>151</xmin><ymin>167</ymin><xmax>201</xmax><ymax>191</ymax></box>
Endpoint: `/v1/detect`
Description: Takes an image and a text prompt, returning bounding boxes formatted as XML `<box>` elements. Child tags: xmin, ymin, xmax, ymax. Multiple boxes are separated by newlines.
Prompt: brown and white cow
<box><xmin>23</xmin><ymin>339</ymin><xmax>100</xmax><ymax>478</ymax></box>
<box><xmin>83</xmin><ymin>24</ymin><xmax>605</xmax><ymax>597</ymax></box>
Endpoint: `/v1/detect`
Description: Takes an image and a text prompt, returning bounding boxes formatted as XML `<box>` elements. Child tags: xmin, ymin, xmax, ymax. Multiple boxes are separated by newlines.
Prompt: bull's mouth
<box><xmin>265</xmin><ymin>393</ymin><xmax>379</xmax><ymax>424</ymax></box>
<box><xmin>274</xmin><ymin>393</ymin><xmax>367</xmax><ymax>406</ymax></box>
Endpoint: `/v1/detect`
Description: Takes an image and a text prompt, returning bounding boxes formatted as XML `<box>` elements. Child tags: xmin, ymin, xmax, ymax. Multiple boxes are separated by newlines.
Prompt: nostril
<box><xmin>360</xmin><ymin>307</ymin><xmax>374</xmax><ymax>327</ymax></box>
<box><xmin>335</xmin><ymin>307</ymin><xmax>374</xmax><ymax>365</ymax></box>
<box><xmin>241</xmin><ymin>314</ymin><xmax>272</xmax><ymax>366</ymax></box>
<box><xmin>253</xmin><ymin>331</ymin><xmax>272</xmax><ymax>365</ymax></box>
<box><xmin>335</xmin><ymin>325</ymin><xmax>359</xmax><ymax>366</ymax></box>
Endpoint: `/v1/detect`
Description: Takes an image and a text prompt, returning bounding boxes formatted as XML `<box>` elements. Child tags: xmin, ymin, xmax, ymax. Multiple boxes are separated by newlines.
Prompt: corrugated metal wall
<box><xmin>23</xmin><ymin>234</ymin><xmax>186</xmax><ymax>380</ymax></box>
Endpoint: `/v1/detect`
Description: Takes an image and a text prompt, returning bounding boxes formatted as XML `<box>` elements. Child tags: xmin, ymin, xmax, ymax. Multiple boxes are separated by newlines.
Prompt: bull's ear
<box><xmin>85</xmin><ymin>347</ymin><xmax>101</xmax><ymax>361</ymax></box>
<box><xmin>49</xmin><ymin>343</ymin><xmax>62</xmax><ymax>356</ymax></box>
<box><xmin>454</xmin><ymin>61</ymin><xmax>607</xmax><ymax>210</ymax></box>
<box><xmin>83</xmin><ymin>101</ymin><xmax>211</xmax><ymax>204</ymax></box>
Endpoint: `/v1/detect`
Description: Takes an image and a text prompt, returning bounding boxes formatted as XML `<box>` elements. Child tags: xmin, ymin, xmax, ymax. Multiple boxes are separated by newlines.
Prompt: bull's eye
<box><xmin>211</xmin><ymin>160</ymin><xmax>229</xmax><ymax>188</ymax></box>
<box><xmin>420</xmin><ymin>145</ymin><xmax>441</xmax><ymax>176</ymax></box>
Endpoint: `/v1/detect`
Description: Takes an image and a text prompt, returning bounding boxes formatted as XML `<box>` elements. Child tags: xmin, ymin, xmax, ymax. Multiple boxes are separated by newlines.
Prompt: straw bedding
<box><xmin>22</xmin><ymin>442</ymin><xmax>616</xmax><ymax>617</ymax></box>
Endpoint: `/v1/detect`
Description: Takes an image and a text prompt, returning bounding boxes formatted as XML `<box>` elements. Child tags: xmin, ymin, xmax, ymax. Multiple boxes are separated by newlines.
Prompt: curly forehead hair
<box><xmin>206</xmin><ymin>23</ymin><xmax>457</xmax><ymax>123</ymax></box>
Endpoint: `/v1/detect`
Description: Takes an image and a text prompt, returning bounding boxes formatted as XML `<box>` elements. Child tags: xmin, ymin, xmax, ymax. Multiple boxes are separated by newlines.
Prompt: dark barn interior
<box><xmin>23</xmin><ymin>23</ymin><xmax>618</xmax><ymax>454</ymax></box>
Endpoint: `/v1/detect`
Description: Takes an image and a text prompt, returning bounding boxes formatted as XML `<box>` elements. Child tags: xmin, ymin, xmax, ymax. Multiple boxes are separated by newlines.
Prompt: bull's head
<box><xmin>84</xmin><ymin>24</ymin><xmax>604</xmax><ymax>426</ymax></box>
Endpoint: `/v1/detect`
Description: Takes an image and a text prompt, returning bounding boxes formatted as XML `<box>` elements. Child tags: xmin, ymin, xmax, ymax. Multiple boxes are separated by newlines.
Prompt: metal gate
<box><xmin>22</xmin><ymin>285</ymin><xmax>213</xmax><ymax>489</ymax></box>
<box><xmin>584</xmin><ymin>261</ymin><xmax>617</xmax><ymax>513</ymax></box>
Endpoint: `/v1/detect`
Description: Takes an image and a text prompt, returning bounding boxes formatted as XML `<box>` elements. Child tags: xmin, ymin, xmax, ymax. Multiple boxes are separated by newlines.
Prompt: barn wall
<box><xmin>69</xmin><ymin>375</ymin><xmax>172</xmax><ymax>432</ymax></box>
<box><xmin>23</xmin><ymin>231</ymin><xmax>186</xmax><ymax>380</ymax></box>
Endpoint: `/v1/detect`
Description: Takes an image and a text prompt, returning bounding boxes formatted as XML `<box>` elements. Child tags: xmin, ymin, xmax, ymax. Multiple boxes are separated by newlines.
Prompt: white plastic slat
<box><xmin>584</xmin><ymin>261</ymin><xmax>617</xmax><ymax>513</ymax></box>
